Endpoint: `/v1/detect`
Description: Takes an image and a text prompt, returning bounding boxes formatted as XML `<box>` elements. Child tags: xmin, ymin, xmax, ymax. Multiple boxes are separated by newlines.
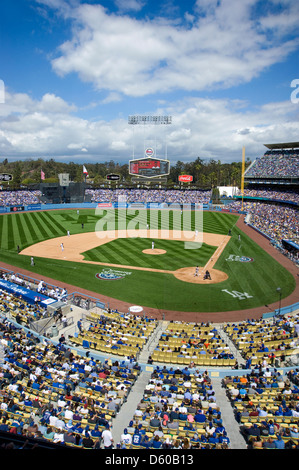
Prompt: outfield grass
<box><xmin>0</xmin><ymin>208</ymin><xmax>238</xmax><ymax>252</ymax></box>
<box><xmin>0</xmin><ymin>208</ymin><xmax>295</xmax><ymax>313</ymax></box>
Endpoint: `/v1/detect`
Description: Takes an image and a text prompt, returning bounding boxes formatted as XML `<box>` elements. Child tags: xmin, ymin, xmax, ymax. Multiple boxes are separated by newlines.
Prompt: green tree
<box><xmin>12</xmin><ymin>162</ymin><xmax>22</xmax><ymax>189</ymax></box>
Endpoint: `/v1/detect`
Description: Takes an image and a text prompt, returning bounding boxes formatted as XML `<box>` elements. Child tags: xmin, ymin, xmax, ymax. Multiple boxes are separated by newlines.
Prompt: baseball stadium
<box><xmin>0</xmin><ymin>139</ymin><xmax>298</xmax><ymax>453</ymax></box>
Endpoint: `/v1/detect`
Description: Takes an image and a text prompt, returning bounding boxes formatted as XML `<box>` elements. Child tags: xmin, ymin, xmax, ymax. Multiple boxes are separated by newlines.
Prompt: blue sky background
<box><xmin>0</xmin><ymin>0</ymin><xmax>299</xmax><ymax>165</ymax></box>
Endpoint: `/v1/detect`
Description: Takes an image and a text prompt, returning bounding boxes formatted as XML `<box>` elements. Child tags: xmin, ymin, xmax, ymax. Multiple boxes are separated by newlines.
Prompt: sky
<box><xmin>0</xmin><ymin>0</ymin><xmax>299</xmax><ymax>167</ymax></box>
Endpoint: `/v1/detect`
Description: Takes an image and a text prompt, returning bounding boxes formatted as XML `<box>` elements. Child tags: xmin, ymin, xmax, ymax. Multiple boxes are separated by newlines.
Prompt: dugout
<box><xmin>281</xmin><ymin>239</ymin><xmax>299</xmax><ymax>255</ymax></box>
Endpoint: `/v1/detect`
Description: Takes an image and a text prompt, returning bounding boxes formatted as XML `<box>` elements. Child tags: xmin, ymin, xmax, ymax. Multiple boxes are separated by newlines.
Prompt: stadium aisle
<box><xmin>111</xmin><ymin>371</ymin><xmax>153</xmax><ymax>445</ymax></box>
<box><xmin>212</xmin><ymin>378</ymin><xmax>247</xmax><ymax>449</ymax></box>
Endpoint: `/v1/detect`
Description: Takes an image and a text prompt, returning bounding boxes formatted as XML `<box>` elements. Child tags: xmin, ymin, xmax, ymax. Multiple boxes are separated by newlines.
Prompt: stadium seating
<box><xmin>0</xmin><ymin>315</ymin><xmax>142</xmax><ymax>448</ymax></box>
<box><xmin>245</xmin><ymin>150</ymin><xmax>299</xmax><ymax>179</ymax></box>
<box><xmin>119</xmin><ymin>368</ymin><xmax>230</xmax><ymax>449</ymax></box>
<box><xmin>223</xmin><ymin>366</ymin><xmax>299</xmax><ymax>449</ymax></box>
<box><xmin>69</xmin><ymin>310</ymin><xmax>157</xmax><ymax>359</ymax></box>
<box><xmin>223</xmin><ymin>317</ymin><xmax>298</xmax><ymax>365</ymax></box>
<box><xmin>151</xmin><ymin>322</ymin><xmax>236</xmax><ymax>367</ymax></box>
<box><xmin>0</xmin><ymin>289</ymin><xmax>299</xmax><ymax>449</ymax></box>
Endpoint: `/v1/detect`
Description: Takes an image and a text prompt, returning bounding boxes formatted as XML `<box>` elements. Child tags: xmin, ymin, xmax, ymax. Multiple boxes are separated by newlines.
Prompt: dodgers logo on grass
<box><xmin>95</xmin><ymin>269</ymin><xmax>131</xmax><ymax>280</ymax></box>
<box><xmin>226</xmin><ymin>255</ymin><xmax>254</xmax><ymax>263</ymax></box>
<box><xmin>239</xmin><ymin>256</ymin><xmax>254</xmax><ymax>263</ymax></box>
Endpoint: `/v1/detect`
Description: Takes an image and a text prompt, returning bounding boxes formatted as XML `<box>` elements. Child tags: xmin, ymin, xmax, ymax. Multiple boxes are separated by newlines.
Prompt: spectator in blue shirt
<box><xmin>274</xmin><ymin>435</ymin><xmax>285</xmax><ymax>449</ymax></box>
<box><xmin>194</xmin><ymin>409</ymin><xmax>206</xmax><ymax>423</ymax></box>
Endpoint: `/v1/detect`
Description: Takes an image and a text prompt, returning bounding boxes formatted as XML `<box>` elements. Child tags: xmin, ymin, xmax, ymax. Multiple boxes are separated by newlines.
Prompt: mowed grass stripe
<box><xmin>86</xmin><ymin>238</ymin><xmax>165</xmax><ymax>270</ymax></box>
<box><xmin>116</xmin><ymin>238</ymin><xmax>157</xmax><ymax>267</ymax></box>
<box><xmin>38</xmin><ymin>212</ymin><xmax>63</xmax><ymax>237</ymax></box>
<box><xmin>154</xmin><ymin>239</ymin><xmax>187</xmax><ymax>269</ymax></box>
<box><xmin>0</xmin><ymin>215</ymin><xmax>9</xmax><ymax>250</ymax></box>
<box><xmin>84</xmin><ymin>239</ymin><xmax>159</xmax><ymax>269</ymax></box>
<box><xmin>7</xmin><ymin>215</ymin><xmax>15</xmax><ymax>250</ymax></box>
<box><xmin>10</xmin><ymin>214</ymin><xmax>22</xmax><ymax>250</ymax></box>
<box><xmin>21</xmin><ymin>212</ymin><xmax>45</xmax><ymax>243</ymax></box>
<box><xmin>15</xmin><ymin>213</ymin><xmax>27</xmax><ymax>249</ymax></box>
<box><xmin>39</xmin><ymin>211</ymin><xmax>63</xmax><ymax>237</ymax></box>
<box><xmin>104</xmin><ymin>240</ymin><xmax>134</xmax><ymax>265</ymax></box>
<box><xmin>107</xmin><ymin>209</ymin><xmax>238</xmax><ymax>235</ymax></box>
<box><xmin>2</xmin><ymin>215</ymin><xmax>12</xmax><ymax>250</ymax></box>
<box><xmin>204</xmin><ymin>212</ymin><xmax>227</xmax><ymax>234</ymax></box>
<box><xmin>40</xmin><ymin>211</ymin><xmax>65</xmax><ymax>237</ymax></box>
<box><xmin>30</xmin><ymin>212</ymin><xmax>51</xmax><ymax>240</ymax></box>
<box><xmin>141</xmin><ymin>239</ymin><xmax>184</xmax><ymax>270</ymax></box>
<box><xmin>215</xmin><ymin>226</ymin><xmax>295</xmax><ymax>306</ymax></box>
<box><xmin>136</xmin><ymin>239</ymin><xmax>171</xmax><ymax>270</ymax></box>
<box><xmin>43</xmin><ymin>211</ymin><xmax>67</xmax><ymax>235</ymax></box>
<box><xmin>203</xmin><ymin>212</ymin><xmax>237</xmax><ymax>234</ymax></box>
<box><xmin>14</xmin><ymin>213</ymin><xmax>37</xmax><ymax>247</ymax></box>
<box><xmin>46</xmin><ymin>212</ymin><xmax>66</xmax><ymax>236</ymax></box>
<box><xmin>107</xmin><ymin>238</ymin><xmax>155</xmax><ymax>268</ymax></box>
<box><xmin>21</xmin><ymin>212</ymin><xmax>42</xmax><ymax>244</ymax></box>
<box><xmin>0</xmin><ymin>215</ymin><xmax>4</xmax><ymax>249</ymax></box>
<box><xmin>86</xmin><ymin>241</ymin><xmax>123</xmax><ymax>265</ymax></box>
<box><xmin>97</xmin><ymin>243</ymin><xmax>123</xmax><ymax>265</ymax></box>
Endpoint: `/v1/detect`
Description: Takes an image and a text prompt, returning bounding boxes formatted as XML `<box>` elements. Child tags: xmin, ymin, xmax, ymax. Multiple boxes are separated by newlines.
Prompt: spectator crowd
<box><xmin>0</xmin><ymin>191</ymin><xmax>41</xmax><ymax>207</ymax></box>
<box><xmin>85</xmin><ymin>189</ymin><xmax>211</xmax><ymax>205</ymax></box>
<box><xmin>240</xmin><ymin>188</ymin><xmax>299</xmax><ymax>204</ymax></box>
<box><xmin>245</xmin><ymin>150</ymin><xmax>299</xmax><ymax>178</ymax></box>
<box><xmin>227</xmin><ymin>200</ymin><xmax>299</xmax><ymax>265</ymax></box>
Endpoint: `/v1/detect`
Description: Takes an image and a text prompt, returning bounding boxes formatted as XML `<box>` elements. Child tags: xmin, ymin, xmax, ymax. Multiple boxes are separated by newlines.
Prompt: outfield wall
<box><xmin>0</xmin><ymin>201</ymin><xmax>246</xmax><ymax>214</ymax></box>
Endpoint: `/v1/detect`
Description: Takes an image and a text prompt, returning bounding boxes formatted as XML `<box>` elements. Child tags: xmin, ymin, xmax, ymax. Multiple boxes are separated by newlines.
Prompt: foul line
<box><xmin>198</xmin><ymin>235</ymin><xmax>230</xmax><ymax>278</ymax></box>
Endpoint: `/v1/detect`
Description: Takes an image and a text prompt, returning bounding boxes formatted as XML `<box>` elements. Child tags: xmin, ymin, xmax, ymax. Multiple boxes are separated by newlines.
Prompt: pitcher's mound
<box><xmin>174</xmin><ymin>266</ymin><xmax>228</xmax><ymax>284</ymax></box>
<box><xmin>142</xmin><ymin>249</ymin><xmax>166</xmax><ymax>255</ymax></box>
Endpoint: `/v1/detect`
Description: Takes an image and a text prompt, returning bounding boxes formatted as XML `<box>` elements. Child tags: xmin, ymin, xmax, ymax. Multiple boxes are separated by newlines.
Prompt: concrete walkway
<box><xmin>212</xmin><ymin>378</ymin><xmax>247</xmax><ymax>449</ymax></box>
<box><xmin>111</xmin><ymin>371</ymin><xmax>152</xmax><ymax>444</ymax></box>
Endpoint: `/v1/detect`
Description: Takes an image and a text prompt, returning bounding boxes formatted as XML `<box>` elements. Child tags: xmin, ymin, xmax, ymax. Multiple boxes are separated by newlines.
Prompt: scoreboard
<box><xmin>129</xmin><ymin>157</ymin><xmax>170</xmax><ymax>178</ymax></box>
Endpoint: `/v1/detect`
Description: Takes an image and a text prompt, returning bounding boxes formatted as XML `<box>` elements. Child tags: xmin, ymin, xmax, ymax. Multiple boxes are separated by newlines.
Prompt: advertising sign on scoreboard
<box><xmin>145</xmin><ymin>148</ymin><xmax>154</xmax><ymax>157</ymax></box>
<box><xmin>179</xmin><ymin>175</ymin><xmax>193</xmax><ymax>182</ymax></box>
<box><xmin>106</xmin><ymin>174</ymin><xmax>120</xmax><ymax>181</ymax></box>
<box><xmin>0</xmin><ymin>173</ymin><xmax>12</xmax><ymax>182</ymax></box>
<box><xmin>129</xmin><ymin>157</ymin><xmax>170</xmax><ymax>178</ymax></box>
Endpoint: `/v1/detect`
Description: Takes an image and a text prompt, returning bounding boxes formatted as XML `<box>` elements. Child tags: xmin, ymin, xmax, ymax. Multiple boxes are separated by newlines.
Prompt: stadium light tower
<box><xmin>128</xmin><ymin>115</ymin><xmax>172</xmax><ymax>160</ymax></box>
<box><xmin>276</xmin><ymin>287</ymin><xmax>282</xmax><ymax>316</ymax></box>
<box><xmin>128</xmin><ymin>115</ymin><xmax>172</xmax><ymax>125</ymax></box>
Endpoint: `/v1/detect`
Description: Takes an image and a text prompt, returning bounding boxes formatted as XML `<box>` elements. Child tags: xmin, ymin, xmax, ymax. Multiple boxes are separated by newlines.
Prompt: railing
<box><xmin>262</xmin><ymin>302</ymin><xmax>299</xmax><ymax>320</ymax></box>
<box><xmin>42</xmin><ymin>315</ymin><xmax>75</xmax><ymax>338</ymax></box>
<box><xmin>68</xmin><ymin>292</ymin><xmax>106</xmax><ymax>310</ymax></box>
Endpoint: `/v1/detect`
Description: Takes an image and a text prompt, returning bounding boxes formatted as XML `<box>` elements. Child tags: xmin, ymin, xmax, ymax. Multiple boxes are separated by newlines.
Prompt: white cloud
<box><xmin>0</xmin><ymin>89</ymin><xmax>299</xmax><ymax>163</ymax></box>
<box><xmin>37</xmin><ymin>93</ymin><xmax>77</xmax><ymax>113</ymax></box>
<box><xmin>48</xmin><ymin>0</ymin><xmax>299</xmax><ymax>97</ymax></box>
<box><xmin>101</xmin><ymin>92</ymin><xmax>123</xmax><ymax>104</ymax></box>
<box><xmin>114</xmin><ymin>0</ymin><xmax>146</xmax><ymax>13</ymax></box>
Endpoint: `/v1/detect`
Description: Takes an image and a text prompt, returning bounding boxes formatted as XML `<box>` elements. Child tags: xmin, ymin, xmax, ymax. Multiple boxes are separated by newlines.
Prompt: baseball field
<box><xmin>0</xmin><ymin>207</ymin><xmax>295</xmax><ymax>313</ymax></box>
